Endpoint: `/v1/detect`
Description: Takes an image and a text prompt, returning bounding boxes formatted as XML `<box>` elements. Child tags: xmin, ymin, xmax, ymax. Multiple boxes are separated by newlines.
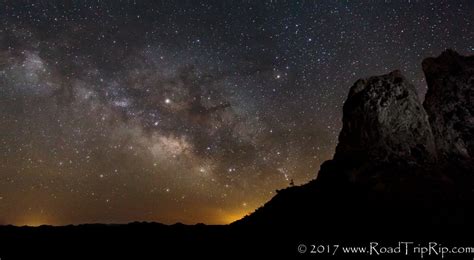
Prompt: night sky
<box><xmin>0</xmin><ymin>1</ymin><xmax>473</xmax><ymax>226</ymax></box>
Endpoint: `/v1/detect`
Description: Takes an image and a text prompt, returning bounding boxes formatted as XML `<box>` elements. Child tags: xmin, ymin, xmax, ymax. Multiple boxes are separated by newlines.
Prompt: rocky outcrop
<box><xmin>237</xmin><ymin>50</ymin><xmax>474</xmax><ymax>228</ymax></box>
<box><xmin>334</xmin><ymin>70</ymin><xmax>436</xmax><ymax>166</ymax></box>
<box><xmin>423</xmin><ymin>49</ymin><xmax>474</xmax><ymax>160</ymax></box>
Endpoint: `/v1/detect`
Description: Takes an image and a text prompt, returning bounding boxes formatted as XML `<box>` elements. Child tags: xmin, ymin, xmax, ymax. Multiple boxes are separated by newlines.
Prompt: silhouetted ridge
<box><xmin>236</xmin><ymin>50</ymin><xmax>474</xmax><ymax>229</ymax></box>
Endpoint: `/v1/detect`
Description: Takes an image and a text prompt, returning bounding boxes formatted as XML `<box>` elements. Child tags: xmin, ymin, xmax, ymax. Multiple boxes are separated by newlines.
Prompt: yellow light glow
<box><xmin>220</xmin><ymin>211</ymin><xmax>250</xmax><ymax>224</ymax></box>
<box><xmin>16</xmin><ymin>215</ymin><xmax>52</xmax><ymax>227</ymax></box>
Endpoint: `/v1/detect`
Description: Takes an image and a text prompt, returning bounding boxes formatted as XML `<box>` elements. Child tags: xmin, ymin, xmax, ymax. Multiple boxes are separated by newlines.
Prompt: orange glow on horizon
<box><xmin>15</xmin><ymin>215</ymin><xmax>53</xmax><ymax>227</ymax></box>
<box><xmin>219</xmin><ymin>210</ymin><xmax>251</xmax><ymax>224</ymax></box>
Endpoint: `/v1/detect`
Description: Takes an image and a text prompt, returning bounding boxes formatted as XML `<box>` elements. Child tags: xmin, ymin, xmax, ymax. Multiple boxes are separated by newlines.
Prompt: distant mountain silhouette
<box><xmin>1</xmin><ymin>50</ymin><xmax>473</xmax><ymax>259</ymax></box>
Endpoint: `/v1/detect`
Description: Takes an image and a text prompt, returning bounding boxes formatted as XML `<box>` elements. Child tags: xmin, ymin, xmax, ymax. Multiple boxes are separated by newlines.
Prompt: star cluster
<box><xmin>0</xmin><ymin>1</ymin><xmax>472</xmax><ymax>225</ymax></box>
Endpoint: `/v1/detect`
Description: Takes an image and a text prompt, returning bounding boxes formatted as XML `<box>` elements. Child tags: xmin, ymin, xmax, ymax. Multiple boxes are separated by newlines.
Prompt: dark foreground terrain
<box><xmin>1</xmin><ymin>222</ymin><xmax>474</xmax><ymax>259</ymax></box>
<box><xmin>1</xmin><ymin>50</ymin><xmax>473</xmax><ymax>259</ymax></box>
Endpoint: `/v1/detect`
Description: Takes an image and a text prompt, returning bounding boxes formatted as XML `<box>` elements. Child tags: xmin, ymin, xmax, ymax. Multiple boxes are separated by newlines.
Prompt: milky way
<box><xmin>0</xmin><ymin>1</ymin><xmax>473</xmax><ymax>225</ymax></box>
